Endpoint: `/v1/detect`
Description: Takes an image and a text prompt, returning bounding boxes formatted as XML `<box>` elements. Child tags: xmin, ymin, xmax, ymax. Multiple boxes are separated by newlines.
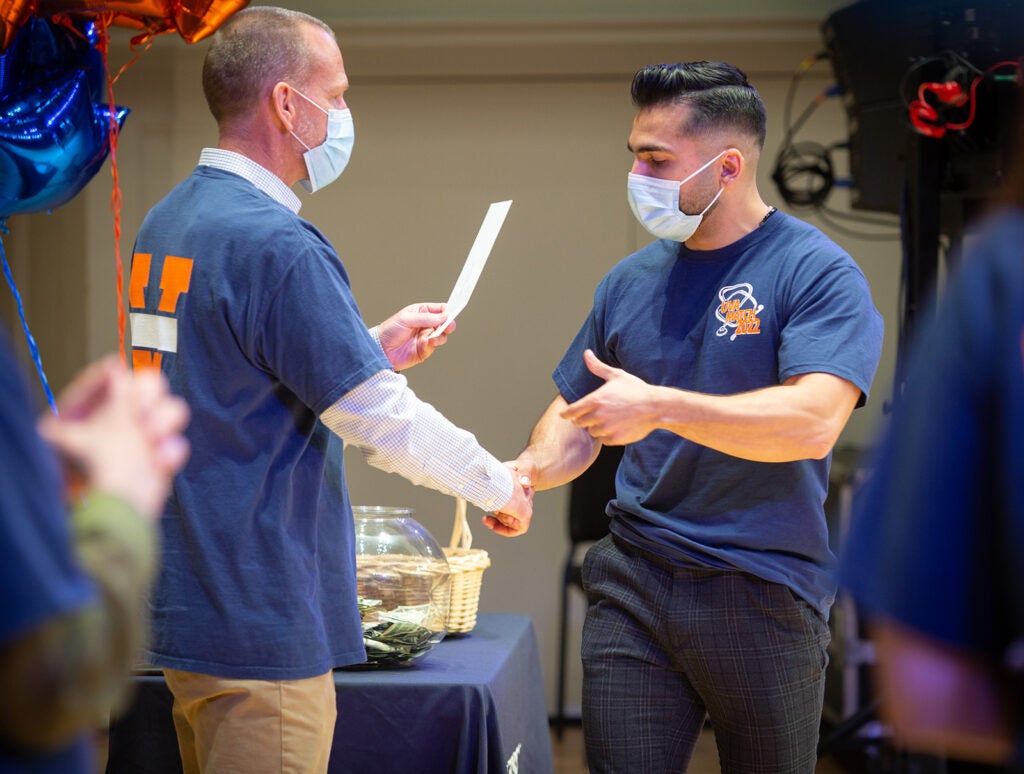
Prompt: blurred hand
<box><xmin>377</xmin><ymin>303</ymin><xmax>455</xmax><ymax>371</ymax></box>
<box><xmin>37</xmin><ymin>357</ymin><xmax>190</xmax><ymax>520</ymax></box>
<box><xmin>871</xmin><ymin>618</ymin><xmax>1014</xmax><ymax>764</ymax></box>
<box><xmin>482</xmin><ymin>463</ymin><xmax>534</xmax><ymax>537</ymax></box>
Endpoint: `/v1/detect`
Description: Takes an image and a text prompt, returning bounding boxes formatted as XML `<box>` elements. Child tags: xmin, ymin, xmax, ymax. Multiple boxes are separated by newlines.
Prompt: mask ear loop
<box><xmin>697</xmin><ymin>185</ymin><xmax>726</xmax><ymax>217</ymax></box>
<box><xmin>289</xmin><ymin>86</ymin><xmax>329</xmax><ymax>116</ymax></box>
<box><xmin>677</xmin><ymin>149</ymin><xmax>730</xmax><ymax>186</ymax></box>
<box><xmin>285</xmin><ymin>88</ymin><xmax>317</xmax><ymax>190</ymax></box>
<box><xmin>285</xmin><ymin>85</ymin><xmax>328</xmax><ymax>150</ymax></box>
<box><xmin>678</xmin><ymin>150</ymin><xmax>729</xmax><ymax>216</ymax></box>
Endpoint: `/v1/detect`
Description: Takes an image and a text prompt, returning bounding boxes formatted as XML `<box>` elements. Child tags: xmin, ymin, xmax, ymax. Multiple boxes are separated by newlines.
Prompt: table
<box><xmin>106</xmin><ymin>613</ymin><xmax>553</xmax><ymax>774</ymax></box>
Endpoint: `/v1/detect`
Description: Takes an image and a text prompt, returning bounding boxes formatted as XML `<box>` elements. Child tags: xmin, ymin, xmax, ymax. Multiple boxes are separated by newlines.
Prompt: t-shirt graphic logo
<box><xmin>128</xmin><ymin>252</ymin><xmax>194</xmax><ymax>371</ymax></box>
<box><xmin>716</xmin><ymin>282</ymin><xmax>764</xmax><ymax>341</ymax></box>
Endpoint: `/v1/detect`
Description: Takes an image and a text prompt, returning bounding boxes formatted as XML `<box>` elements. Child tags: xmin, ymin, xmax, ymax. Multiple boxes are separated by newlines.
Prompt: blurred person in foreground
<box><xmin>127</xmin><ymin>6</ymin><xmax>531</xmax><ymax>772</ymax></box>
<box><xmin>495</xmin><ymin>61</ymin><xmax>883</xmax><ymax>772</ymax></box>
<box><xmin>840</xmin><ymin>109</ymin><xmax>1024</xmax><ymax>765</ymax></box>
<box><xmin>0</xmin><ymin>332</ymin><xmax>190</xmax><ymax>773</ymax></box>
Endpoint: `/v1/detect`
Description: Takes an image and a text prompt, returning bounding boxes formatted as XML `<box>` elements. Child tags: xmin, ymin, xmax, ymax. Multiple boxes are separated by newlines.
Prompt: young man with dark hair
<box><xmin>496</xmin><ymin>61</ymin><xmax>884</xmax><ymax>772</ymax></box>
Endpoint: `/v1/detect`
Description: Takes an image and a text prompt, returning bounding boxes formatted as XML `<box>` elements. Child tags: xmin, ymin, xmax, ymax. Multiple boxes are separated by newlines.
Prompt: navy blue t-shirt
<box><xmin>0</xmin><ymin>328</ymin><xmax>95</xmax><ymax>772</ymax></box>
<box><xmin>555</xmin><ymin>212</ymin><xmax>883</xmax><ymax>613</ymax></box>
<box><xmin>131</xmin><ymin>167</ymin><xmax>390</xmax><ymax>679</ymax></box>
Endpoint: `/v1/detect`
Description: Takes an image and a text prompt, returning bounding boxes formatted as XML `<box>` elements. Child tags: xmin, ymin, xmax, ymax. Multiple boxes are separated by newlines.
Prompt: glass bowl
<box><xmin>351</xmin><ymin>506</ymin><xmax>452</xmax><ymax>668</ymax></box>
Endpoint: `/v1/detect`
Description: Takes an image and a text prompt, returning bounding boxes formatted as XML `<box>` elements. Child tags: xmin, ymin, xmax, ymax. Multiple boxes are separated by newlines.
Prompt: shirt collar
<box><xmin>197</xmin><ymin>148</ymin><xmax>302</xmax><ymax>215</ymax></box>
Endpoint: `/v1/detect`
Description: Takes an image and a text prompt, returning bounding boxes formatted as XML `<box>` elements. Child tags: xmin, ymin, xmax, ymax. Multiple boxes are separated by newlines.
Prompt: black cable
<box><xmin>785</xmin><ymin>92</ymin><xmax>827</xmax><ymax>144</ymax></box>
<box><xmin>812</xmin><ymin>207</ymin><xmax>901</xmax><ymax>242</ymax></box>
<box><xmin>820</xmin><ymin>205</ymin><xmax>900</xmax><ymax>229</ymax></box>
<box><xmin>772</xmin><ymin>50</ymin><xmax>904</xmax><ymax>240</ymax></box>
<box><xmin>898</xmin><ymin>51</ymin><xmax>984</xmax><ymax>109</ymax></box>
<box><xmin>773</xmin><ymin>54</ymin><xmax>837</xmax><ymax>212</ymax></box>
<box><xmin>773</xmin><ymin>141</ymin><xmax>834</xmax><ymax>209</ymax></box>
<box><xmin>783</xmin><ymin>52</ymin><xmax>829</xmax><ymax>144</ymax></box>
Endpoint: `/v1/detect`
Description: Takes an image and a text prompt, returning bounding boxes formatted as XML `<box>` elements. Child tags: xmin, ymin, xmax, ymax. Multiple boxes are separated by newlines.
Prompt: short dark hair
<box><xmin>630</xmin><ymin>61</ymin><xmax>767</xmax><ymax>149</ymax></box>
<box><xmin>202</xmin><ymin>6</ymin><xmax>335</xmax><ymax>125</ymax></box>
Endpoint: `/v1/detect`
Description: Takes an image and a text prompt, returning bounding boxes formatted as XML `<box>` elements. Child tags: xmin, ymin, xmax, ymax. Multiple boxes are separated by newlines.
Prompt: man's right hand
<box><xmin>482</xmin><ymin>464</ymin><xmax>534</xmax><ymax>537</ymax></box>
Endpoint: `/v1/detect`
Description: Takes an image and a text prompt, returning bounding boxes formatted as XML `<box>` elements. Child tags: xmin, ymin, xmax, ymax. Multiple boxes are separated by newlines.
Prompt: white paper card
<box><xmin>428</xmin><ymin>199</ymin><xmax>512</xmax><ymax>339</ymax></box>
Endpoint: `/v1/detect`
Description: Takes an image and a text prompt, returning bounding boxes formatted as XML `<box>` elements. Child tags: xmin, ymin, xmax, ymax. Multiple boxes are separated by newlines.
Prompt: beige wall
<box><xmin>1</xmin><ymin>16</ymin><xmax>901</xmax><ymax>718</ymax></box>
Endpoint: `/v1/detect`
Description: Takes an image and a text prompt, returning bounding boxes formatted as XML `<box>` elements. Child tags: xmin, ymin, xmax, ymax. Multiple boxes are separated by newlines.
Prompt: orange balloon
<box><xmin>35</xmin><ymin>0</ymin><xmax>247</xmax><ymax>42</ymax></box>
<box><xmin>36</xmin><ymin>0</ymin><xmax>177</xmax><ymax>37</ymax></box>
<box><xmin>0</xmin><ymin>0</ymin><xmax>33</xmax><ymax>51</ymax></box>
<box><xmin>175</xmin><ymin>0</ymin><xmax>249</xmax><ymax>44</ymax></box>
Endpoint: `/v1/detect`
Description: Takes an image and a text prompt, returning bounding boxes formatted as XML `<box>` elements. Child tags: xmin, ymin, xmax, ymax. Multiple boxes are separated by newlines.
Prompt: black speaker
<box><xmin>822</xmin><ymin>0</ymin><xmax>1024</xmax><ymax>214</ymax></box>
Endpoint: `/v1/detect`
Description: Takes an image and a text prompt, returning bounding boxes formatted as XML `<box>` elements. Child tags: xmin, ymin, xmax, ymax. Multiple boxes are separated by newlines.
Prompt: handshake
<box><xmin>482</xmin><ymin>459</ymin><xmax>536</xmax><ymax>538</ymax></box>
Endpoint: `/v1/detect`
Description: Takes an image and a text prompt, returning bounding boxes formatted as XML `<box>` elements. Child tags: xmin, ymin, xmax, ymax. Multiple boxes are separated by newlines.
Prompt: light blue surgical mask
<box><xmin>626</xmin><ymin>150</ymin><xmax>726</xmax><ymax>242</ymax></box>
<box><xmin>290</xmin><ymin>87</ymin><xmax>354</xmax><ymax>193</ymax></box>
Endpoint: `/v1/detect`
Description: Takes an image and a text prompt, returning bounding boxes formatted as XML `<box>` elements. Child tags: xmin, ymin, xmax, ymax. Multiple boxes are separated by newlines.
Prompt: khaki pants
<box><xmin>164</xmin><ymin>669</ymin><xmax>337</xmax><ymax>774</ymax></box>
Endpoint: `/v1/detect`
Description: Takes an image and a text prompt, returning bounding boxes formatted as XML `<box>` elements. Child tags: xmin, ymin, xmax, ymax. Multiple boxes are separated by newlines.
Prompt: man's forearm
<box><xmin>321</xmin><ymin>370</ymin><xmax>513</xmax><ymax>512</ymax></box>
<box><xmin>653</xmin><ymin>373</ymin><xmax>861</xmax><ymax>463</ymax></box>
<box><xmin>517</xmin><ymin>396</ymin><xmax>601</xmax><ymax>491</ymax></box>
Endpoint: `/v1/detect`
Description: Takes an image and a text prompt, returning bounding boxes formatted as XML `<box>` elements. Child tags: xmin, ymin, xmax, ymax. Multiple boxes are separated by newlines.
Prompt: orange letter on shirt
<box><xmin>158</xmin><ymin>256</ymin><xmax>194</xmax><ymax>313</ymax></box>
<box><xmin>129</xmin><ymin>253</ymin><xmax>152</xmax><ymax>310</ymax></box>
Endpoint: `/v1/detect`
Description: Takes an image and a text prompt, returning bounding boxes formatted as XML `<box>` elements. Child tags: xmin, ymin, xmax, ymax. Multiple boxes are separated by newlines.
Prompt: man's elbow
<box><xmin>802</xmin><ymin>416</ymin><xmax>847</xmax><ymax>459</ymax></box>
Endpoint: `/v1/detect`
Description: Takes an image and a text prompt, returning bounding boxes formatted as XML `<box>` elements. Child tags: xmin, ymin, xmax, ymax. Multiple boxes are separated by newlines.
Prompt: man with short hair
<box><xmin>495</xmin><ymin>61</ymin><xmax>883</xmax><ymax>772</ymax></box>
<box><xmin>130</xmin><ymin>7</ymin><xmax>531</xmax><ymax>772</ymax></box>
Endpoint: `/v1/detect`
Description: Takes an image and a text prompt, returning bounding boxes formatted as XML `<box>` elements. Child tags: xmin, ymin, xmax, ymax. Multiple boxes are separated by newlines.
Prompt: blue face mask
<box><xmin>290</xmin><ymin>87</ymin><xmax>354</xmax><ymax>193</ymax></box>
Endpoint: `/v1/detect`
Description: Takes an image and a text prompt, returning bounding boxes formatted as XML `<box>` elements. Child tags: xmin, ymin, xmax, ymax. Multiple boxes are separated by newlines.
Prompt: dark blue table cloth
<box><xmin>106</xmin><ymin>613</ymin><xmax>554</xmax><ymax>774</ymax></box>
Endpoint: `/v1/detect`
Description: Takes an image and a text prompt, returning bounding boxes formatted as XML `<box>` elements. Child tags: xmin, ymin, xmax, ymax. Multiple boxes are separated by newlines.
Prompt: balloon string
<box><xmin>95</xmin><ymin>16</ymin><xmax>127</xmax><ymax>368</ymax></box>
<box><xmin>112</xmin><ymin>33</ymin><xmax>152</xmax><ymax>86</ymax></box>
<box><xmin>0</xmin><ymin>221</ymin><xmax>58</xmax><ymax>414</ymax></box>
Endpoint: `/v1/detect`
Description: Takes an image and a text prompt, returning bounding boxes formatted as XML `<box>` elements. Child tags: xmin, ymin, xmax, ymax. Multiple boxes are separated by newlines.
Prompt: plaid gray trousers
<box><xmin>580</xmin><ymin>534</ymin><xmax>830</xmax><ymax>773</ymax></box>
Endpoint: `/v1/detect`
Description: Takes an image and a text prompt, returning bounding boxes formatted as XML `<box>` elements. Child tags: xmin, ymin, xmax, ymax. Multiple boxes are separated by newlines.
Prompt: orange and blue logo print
<box><xmin>128</xmin><ymin>252</ymin><xmax>194</xmax><ymax>371</ymax></box>
<box><xmin>715</xmin><ymin>282</ymin><xmax>763</xmax><ymax>341</ymax></box>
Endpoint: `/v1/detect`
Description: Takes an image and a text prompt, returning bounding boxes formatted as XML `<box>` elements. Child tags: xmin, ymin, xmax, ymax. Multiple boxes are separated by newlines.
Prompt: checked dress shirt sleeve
<box><xmin>320</xmin><ymin>370</ymin><xmax>514</xmax><ymax>512</ymax></box>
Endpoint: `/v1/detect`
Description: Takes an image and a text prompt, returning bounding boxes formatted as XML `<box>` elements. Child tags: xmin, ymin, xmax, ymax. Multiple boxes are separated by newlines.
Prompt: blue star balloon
<box><xmin>0</xmin><ymin>16</ymin><xmax>128</xmax><ymax>218</ymax></box>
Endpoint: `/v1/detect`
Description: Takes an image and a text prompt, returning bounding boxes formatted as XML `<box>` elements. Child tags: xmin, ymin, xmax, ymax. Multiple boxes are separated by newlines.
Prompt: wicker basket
<box><xmin>443</xmin><ymin>497</ymin><xmax>490</xmax><ymax>633</ymax></box>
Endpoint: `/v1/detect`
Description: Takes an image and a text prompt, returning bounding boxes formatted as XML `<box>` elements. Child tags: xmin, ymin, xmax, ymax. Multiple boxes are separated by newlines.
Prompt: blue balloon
<box><xmin>0</xmin><ymin>69</ymin><xmax>128</xmax><ymax>217</ymax></box>
<box><xmin>0</xmin><ymin>16</ymin><xmax>128</xmax><ymax>218</ymax></box>
<box><xmin>1</xmin><ymin>16</ymin><xmax>98</xmax><ymax>95</ymax></box>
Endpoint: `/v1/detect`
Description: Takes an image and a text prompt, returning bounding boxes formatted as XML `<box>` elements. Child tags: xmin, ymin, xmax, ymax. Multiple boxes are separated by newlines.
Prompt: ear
<box><xmin>720</xmin><ymin>148</ymin><xmax>743</xmax><ymax>184</ymax></box>
<box><xmin>271</xmin><ymin>82</ymin><xmax>299</xmax><ymax>133</ymax></box>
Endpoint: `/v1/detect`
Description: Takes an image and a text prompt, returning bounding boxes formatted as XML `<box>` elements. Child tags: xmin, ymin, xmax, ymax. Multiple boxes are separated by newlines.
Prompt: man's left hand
<box><xmin>559</xmin><ymin>349</ymin><xmax>659</xmax><ymax>445</ymax></box>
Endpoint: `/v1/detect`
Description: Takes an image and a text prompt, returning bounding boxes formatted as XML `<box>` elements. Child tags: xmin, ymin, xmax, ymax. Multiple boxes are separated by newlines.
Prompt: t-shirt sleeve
<box><xmin>252</xmin><ymin>235</ymin><xmax>391</xmax><ymax>415</ymax></box>
<box><xmin>553</xmin><ymin>276</ymin><xmax>615</xmax><ymax>403</ymax></box>
<box><xmin>777</xmin><ymin>257</ymin><xmax>883</xmax><ymax>405</ymax></box>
